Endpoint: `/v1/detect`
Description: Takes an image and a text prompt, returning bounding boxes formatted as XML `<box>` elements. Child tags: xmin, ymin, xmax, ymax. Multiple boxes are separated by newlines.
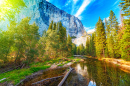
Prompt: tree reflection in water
<box><xmin>64</xmin><ymin>58</ymin><xmax>130</xmax><ymax>86</ymax></box>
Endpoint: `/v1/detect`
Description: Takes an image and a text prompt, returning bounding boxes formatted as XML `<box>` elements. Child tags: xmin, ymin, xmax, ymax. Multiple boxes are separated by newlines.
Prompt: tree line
<box><xmin>75</xmin><ymin>0</ymin><xmax>130</xmax><ymax>61</ymax></box>
<box><xmin>0</xmin><ymin>18</ymin><xmax>73</xmax><ymax>67</ymax></box>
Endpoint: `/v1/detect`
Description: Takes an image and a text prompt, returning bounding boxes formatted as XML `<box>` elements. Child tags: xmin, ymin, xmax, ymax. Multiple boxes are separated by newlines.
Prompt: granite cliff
<box><xmin>16</xmin><ymin>0</ymin><xmax>85</xmax><ymax>37</ymax></box>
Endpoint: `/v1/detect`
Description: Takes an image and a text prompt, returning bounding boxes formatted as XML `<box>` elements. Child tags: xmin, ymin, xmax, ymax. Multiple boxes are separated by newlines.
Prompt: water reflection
<box><xmin>65</xmin><ymin>58</ymin><xmax>130</xmax><ymax>86</ymax></box>
<box><xmin>88</xmin><ymin>81</ymin><xmax>96</xmax><ymax>86</ymax></box>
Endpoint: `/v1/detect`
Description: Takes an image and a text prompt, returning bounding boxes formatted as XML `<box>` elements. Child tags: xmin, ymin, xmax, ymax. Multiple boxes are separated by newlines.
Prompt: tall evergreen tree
<box><xmin>48</xmin><ymin>21</ymin><xmax>53</xmax><ymax>30</ymax></box>
<box><xmin>67</xmin><ymin>34</ymin><xmax>72</xmax><ymax>56</ymax></box>
<box><xmin>107</xmin><ymin>10</ymin><xmax>120</xmax><ymax>58</ymax></box>
<box><xmin>120</xmin><ymin>0</ymin><xmax>130</xmax><ymax>60</ymax></box>
<box><xmin>86</xmin><ymin>37</ymin><xmax>90</xmax><ymax>55</ymax></box>
<box><xmin>89</xmin><ymin>33</ymin><xmax>96</xmax><ymax>56</ymax></box>
<box><xmin>95</xmin><ymin>17</ymin><xmax>106</xmax><ymax>58</ymax></box>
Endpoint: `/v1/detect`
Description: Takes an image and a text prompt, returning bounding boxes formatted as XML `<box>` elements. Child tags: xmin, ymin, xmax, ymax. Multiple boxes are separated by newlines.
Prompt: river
<box><xmin>63</xmin><ymin>57</ymin><xmax>130</xmax><ymax>86</ymax></box>
<box><xmin>22</xmin><ymin>57</ymin><xmax>130</xmax><ymax>86</ymax></box>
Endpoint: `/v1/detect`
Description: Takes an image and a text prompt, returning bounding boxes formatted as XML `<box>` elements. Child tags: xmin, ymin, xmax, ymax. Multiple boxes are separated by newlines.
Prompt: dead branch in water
<box><xmin>58</xmin><ymin>67</ymin><xmax>73</xmax><ymax>86</ymax></box>
<box><xmin>32</xmin><ymin>75</ymin><xmax>64</xmax><ymax>86</ymax></box>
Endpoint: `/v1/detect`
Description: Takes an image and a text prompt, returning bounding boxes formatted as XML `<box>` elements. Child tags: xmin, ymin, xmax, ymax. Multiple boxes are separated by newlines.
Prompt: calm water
<box><xmin>22</xmin><ymin>57</ymin><xmax>130</xmax><ymax>86</ymax></box>
<box><xmin>20</xmin><ymin>67</ymin><xmax>67</xmax><ymax>86</ymax></box>
<box><xmin>64</xmin><ymin>57</ymin><xmax>130</xmax><ymax>86</ymax></box>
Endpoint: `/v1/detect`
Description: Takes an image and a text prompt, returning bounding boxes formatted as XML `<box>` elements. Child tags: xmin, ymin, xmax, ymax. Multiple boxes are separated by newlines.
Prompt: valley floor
<box><xmin>0</xmin><ymin>56</ymin><xmax>82</xmax><ymax>85</ymax></box>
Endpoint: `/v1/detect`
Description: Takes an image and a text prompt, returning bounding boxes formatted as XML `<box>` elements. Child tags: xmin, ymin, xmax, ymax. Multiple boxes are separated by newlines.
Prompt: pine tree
<box><xmin>67</xmin><ymin>34</ymin><xmax>72</xmax><ymax>56</ymax></box>
<box><xmin>108</xmin><ymin>10</ymin><xmax>120</xmax><ymax>58</ymax></box>
<box><xmin>86</xmin><ymin>37</ymin><xmax>90</xmax><ymax>55</ymax></box>
<box><xmin>53</xmin><ymin>22</ymin><xmax>56</xmax><ymax>30</ymax></box>
<box><xmin>95</xmin><ymin>17</ymin><xmax>106</xmax><ymax>58</ymax></box>
<box><xmin>72</xmin><ymin>43</ymin><xmax>77</xmax><ymax>55</ymax></box>
<box><xmin>79</xmin><ymin>44</ymin><xmax>84</xmax><ymax>55</ymax></box>
<box><xmin>48</xmin><ymin>21</ymin><xmax>53</xmax><ymax>30</ymax></box>
<box><xmin>119</xmin><ymin>0</ymin><xmax>130</xmax><ymax>60</ymax></box>
<box><xmin>89</xmin><ymin>33</ymin><xmax>96</xmax><ymax>56</ymax></box>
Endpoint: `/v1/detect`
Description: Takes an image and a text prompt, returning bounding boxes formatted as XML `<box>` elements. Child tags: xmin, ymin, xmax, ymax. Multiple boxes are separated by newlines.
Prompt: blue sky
<box><xmin>46</xmin><ymin>0</ymin><xmax>121</xmax><ymax>32</ymax></box>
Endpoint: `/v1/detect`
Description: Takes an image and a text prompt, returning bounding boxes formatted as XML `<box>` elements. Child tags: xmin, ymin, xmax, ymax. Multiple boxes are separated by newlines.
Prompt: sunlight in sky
<box><xmin>0</xmin><ymin>0</ymin><xmax>4</xmax><ymax>5</ymax></box>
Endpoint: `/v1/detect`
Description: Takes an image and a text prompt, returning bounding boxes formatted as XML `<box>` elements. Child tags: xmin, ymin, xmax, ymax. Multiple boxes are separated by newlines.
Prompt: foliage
<box><xmin>95</xmin><ymin>17</ymin><xmax>106</xmax><ymax>58</ymax></box>
<box><xmin>0</xmin><ymin>17</ymin><xmax>39</xmax><ymax>65</ymax></box>
<box><xmin>119</xmin><ymin>0</ymin><xmax>130</xmax><ymax>60</ymax></box>
<box><xmin>38</xmin><ymin>21</ymin><xmax>72</xmax><ymax>59</ymax></box>
<box><xmin>0</xmin><ymin>0</ymin><xmax>26</xmax><ymax>21</ymax></box>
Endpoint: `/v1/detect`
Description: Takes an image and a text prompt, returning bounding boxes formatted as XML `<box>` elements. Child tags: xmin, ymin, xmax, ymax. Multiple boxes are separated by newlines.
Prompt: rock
<box><xmin>80</xmin><ymin>59</ymin><xmax>84</xmax><ymax>62</ymax></box>
<box><xmin>73</xmin><ymin>35</ymin><xmax>90</xmax><ymax>46</ymax></box>
<box><xmin>16</xmin><ymin>0</ymin><xmax>85</xmax><ymax>37</ymax></box>
<box><xmin>63</xmin><ymin>62</ymin><xmax>73</xmax><ymax>67</ymax></box>
<box><xmin>49</xmin><ymin>64</ymin><xmax>58</xmax><ymax>69</ymax></box>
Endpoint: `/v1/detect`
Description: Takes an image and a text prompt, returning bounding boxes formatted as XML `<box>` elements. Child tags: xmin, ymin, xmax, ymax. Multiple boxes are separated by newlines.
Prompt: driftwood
<box><xmin>32</xmin><ymin>75</ymin><xmax>64</xmax><ymax>86</ymax></box>
<box><xmin>58</xmin><ymin>67</ymin><xmax>73</xmax><ymax>86</ymax></box>
<box><xmin>0</xmin><ymin>78</ymin><xmax>6</xmax><ymax>82</ymax></box>
<box><xmin>15</xmin><ymin>67</ymin><xmax>65</xmax><ymax>86</ymax></box>
<box><xmin>0</xmin><ymin>64</ymin><xmax>24</xmax><ymax>74</ymax></box>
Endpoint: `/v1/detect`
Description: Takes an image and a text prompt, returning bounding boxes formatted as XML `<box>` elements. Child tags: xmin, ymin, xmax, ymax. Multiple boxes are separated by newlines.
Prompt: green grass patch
<box><xmin>67</xmin><ymin>56</ymin><xmax>74</xmax><ymax>59</ymax></box>
<box><xmin>58</xmin><ymin>64</ymin><xmax>64</xmax><ymax>66</ymax></box>
<box><xmin>0</xmin><ymin>62</ymin><xmax>50</xmax><ymax>85</ymax></box>
<box><xmin>0</xmin><ymin>56</ymin><xmax>81</xmax><ymax>85</ymax></box>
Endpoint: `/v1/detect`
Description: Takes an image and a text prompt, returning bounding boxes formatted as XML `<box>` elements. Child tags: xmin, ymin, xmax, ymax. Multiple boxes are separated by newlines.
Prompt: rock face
<box><xmin>17</xmin><ymin>0</ymin><xmax>84</xmax><ymax>37</ymax></box>
<box><xmin>72</xmin><ymin>35</ymin><xmax>90</xmax><ymax>47</ymax></box>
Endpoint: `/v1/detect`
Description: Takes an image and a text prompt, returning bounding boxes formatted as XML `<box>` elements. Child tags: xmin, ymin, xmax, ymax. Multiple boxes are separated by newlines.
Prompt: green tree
<box><xmin>86</xmin><ymin>37</ymin><xmax>90</xmax><ymax>55</ymax></box>
<box><xmin>8</xmin><ymin>17</ymin><xmax>39</xmax><ymax>65</ymax></box>
<box><xmin>67</xmin><ymin>34</ymin><xmax>72</xmax><ymax>56</ymax></box>
<box><xmin>0</xmin><ymin>0</ymin><xmax>26</xmax><ymax>21</ymax></box>
<box><xmin>48</xmin><ymin>21</ymin><xmax>53</xmax><ymax>30</ymax></box>
<box><xmin>119</xmin><ymin>0</ymin><xmax>130</xmax><ymax>60</ymax></box>
<box><xmin>107</xmin><ymin>10</ymin><xmax>120</xmax><ymax>58</ymax></box>
<box><xmin>0</xmin><ymin>30</ymin><xmax>14</xmax><ymax>64</ymax></box>
<box><xmin>72</xmin><ymin>43</ymin><xmax>77</xmax><ymax>55</ymax></box>
<box><xmin>89</xmin><ymin>33</ymin><xmax>96</xmax><ymax>56</ymax></box>
<box><xmin>95</xmin><ymin>17</ymin><xmax>106</xmax><ymax>58</ymax></box>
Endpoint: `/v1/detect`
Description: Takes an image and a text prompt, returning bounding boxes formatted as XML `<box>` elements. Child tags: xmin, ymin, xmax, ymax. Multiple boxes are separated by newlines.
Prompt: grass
<box><xmin>0</xmin><ymin>56</ymin><xmax>81</xmax><ymax>85</ymax></box>
<box><xmin>0</xmin><ymin>63</ymin><xmax>50</xmax><ymax>85</ymax></box>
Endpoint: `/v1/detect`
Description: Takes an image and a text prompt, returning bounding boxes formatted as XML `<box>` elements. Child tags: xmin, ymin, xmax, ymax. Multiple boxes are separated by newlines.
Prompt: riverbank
<box><xmin>85</xmin><ymin>55</ymin><xmax>130</xmax><ymax>73</ymax></box>
<box><xmin>0</xmin><ymin>56</ymin><xmax>82</xmax><ymax>85</ymax></box>
<box><xmin>100</xmin><ymin>58</ymin><xmax>130</xmax><ymax>73</ymax></box>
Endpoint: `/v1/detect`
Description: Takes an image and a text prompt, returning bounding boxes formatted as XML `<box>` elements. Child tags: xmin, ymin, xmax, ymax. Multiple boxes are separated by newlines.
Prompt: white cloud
<box><xmin>65</xmin><ymin>0</ymin><xmax>72</xmax><ymax>6</ymax></box>
<box><xmin>113</xmin><ymin>0</ymin><xmax>119</xmax><ymax>6</ymax></box>
<box><xmin>84</xmin><ymin>27</ymin><xmax>90</xmax><ymax>31</ymax></box>
<box><xmin>103</xmin><ymin>17</ymin><xmax>109</xmax><ymax>23</ymax></box>
<box><xmin>46</xmin><ymin>0</ymin><xmax>50</xmax><ymax>2</ymax></box>
<box><xmin>73</xmin><ymin>0</ymin><xmax>78</xmax><ymax>4</ymax></box>
<box><xmin>77</xmin><ymin>15</ymin><xmax>82</xmax><ymax>20</ymax></box>
<box><xmin>75</xmin><ymin>0</ymin><xmax>91</xmax><ymax>18</ymax></box>
<box><xmin>87</xmin><ymin>29</ymin><xmax>95</xmax><ymax>34</ymax></box>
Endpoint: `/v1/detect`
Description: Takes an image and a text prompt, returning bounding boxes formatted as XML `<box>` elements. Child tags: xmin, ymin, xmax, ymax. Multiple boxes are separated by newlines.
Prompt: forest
<box><xmin>74</xmin><ymin>1</ymin><xmax>130</xmax><ymax>61</ymax></box>
<box><xmin>0</xmin><ymin>0</ymin><xmax>130</xmax><ymax>85</ymax></box>
<box><xmin>0</xmin><ymin>0</ymin><xmax>129</xmax><ymax>67</ymax></box>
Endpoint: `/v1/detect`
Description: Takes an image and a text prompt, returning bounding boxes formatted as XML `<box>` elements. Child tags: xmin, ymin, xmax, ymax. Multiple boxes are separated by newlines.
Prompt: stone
<box><xmin>17</xmin><ymin>0</ymin><xmax>85</xmax><ymax>37</ymax></box>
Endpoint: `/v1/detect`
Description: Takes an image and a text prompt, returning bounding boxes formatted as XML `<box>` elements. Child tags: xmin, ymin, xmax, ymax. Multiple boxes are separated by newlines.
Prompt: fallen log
<box><xmin>58</xmin><ymin>67</ymin><xmax>73</xmax><ymax>86</ymax></box>
<box><xmin>0</xmin><ymin>78</ymin><xmax>6</xmax><ymax>82</ymax></box>
<box><xmin>32</xmin><ymin>75</ymin><xmax>64</xmax><ymax>86</ymax></box>
<box><xmin>0</xmin><ymin>64</ymin><xmax>23</xmax><ymax>74</ymax></box>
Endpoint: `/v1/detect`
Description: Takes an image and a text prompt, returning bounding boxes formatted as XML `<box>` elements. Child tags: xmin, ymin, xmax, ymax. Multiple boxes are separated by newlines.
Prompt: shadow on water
<box><xmin>63</xmin><ymin>57</ymin><xmax>130</xmax><ymax>86</ymax></box>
